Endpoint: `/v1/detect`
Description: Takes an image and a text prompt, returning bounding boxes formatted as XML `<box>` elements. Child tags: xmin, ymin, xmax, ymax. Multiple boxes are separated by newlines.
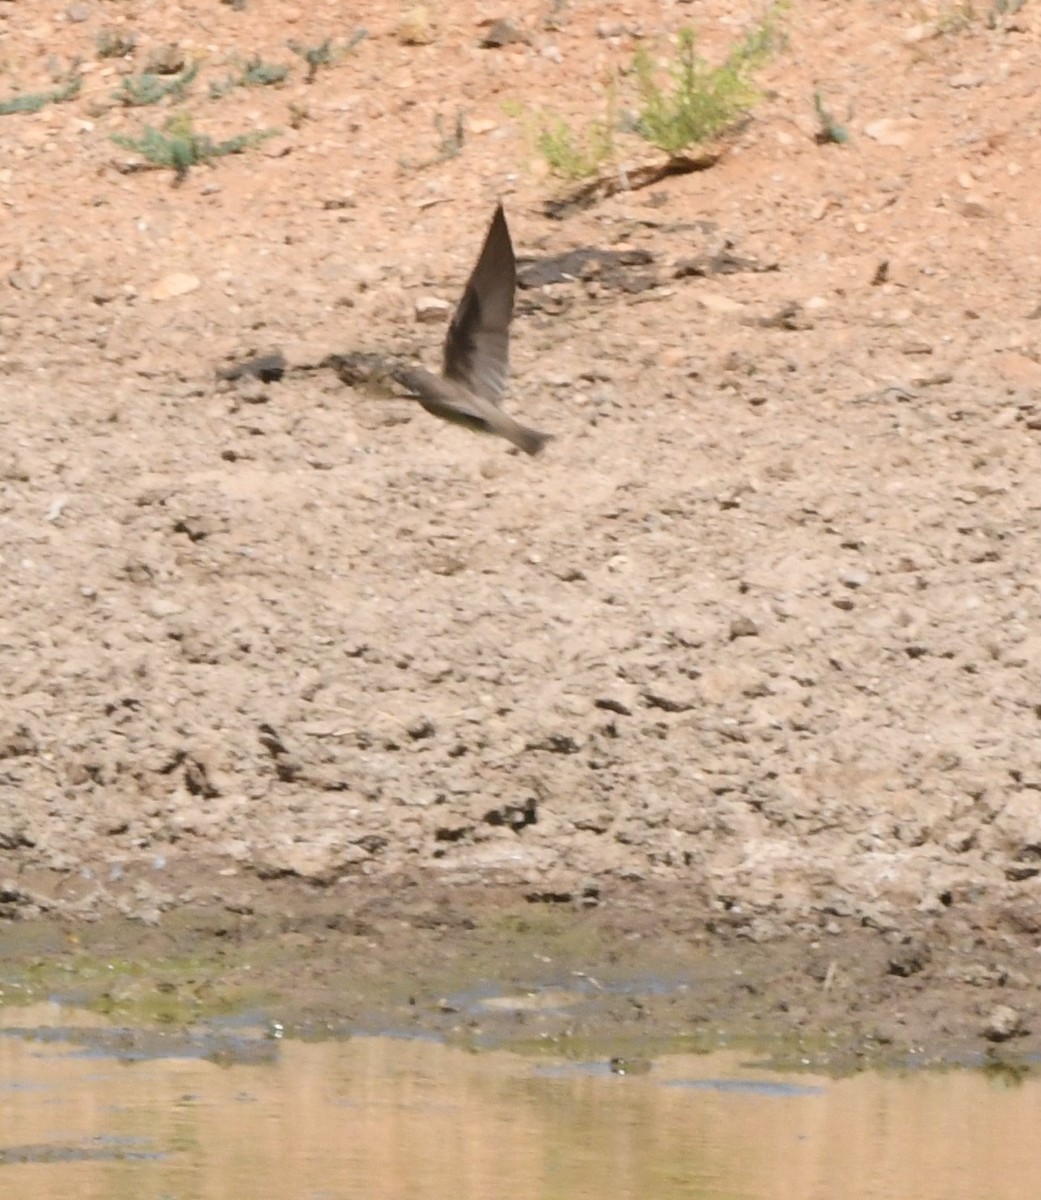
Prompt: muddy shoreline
<box><xmin>0</xmin><ymin>864</ymin><xmax>1036</xmax><ymax>1070</ymax></box>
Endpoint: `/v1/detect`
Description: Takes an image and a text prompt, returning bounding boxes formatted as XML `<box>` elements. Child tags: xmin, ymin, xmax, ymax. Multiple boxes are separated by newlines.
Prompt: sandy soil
<box><xmin>2</xmin><ymin>0</ymin><xmax>1041</xmax><ymax>1062</ymax></box>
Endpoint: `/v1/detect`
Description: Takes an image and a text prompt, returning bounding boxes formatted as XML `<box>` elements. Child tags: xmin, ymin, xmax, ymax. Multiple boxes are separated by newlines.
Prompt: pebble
<box><xmin>397</xmin><ymin>7</ymin><xmax>435</xmax><ymax>45</ymax></box>
<box><xmin>697</xmin><ymin>293</ymin><xmax>744</xmax><ymax>315</ymax></box>
<box><xmin>729</xmin><ymin>617</ymin><xmax>760</xmax><ymax>640</ymax></box>
<box><xmin>863</xmin><ymin>118</ymin><xmax>913</xmax><ymax>147</ymax></box>
<box><xmin>145</xmin><ymin>44</ymin><xmax>185</xmax><ymax>75</ymax></box>
<box><xmin>415</xmin><ymin>296</ymin><xmax>450</xmax><ymax>323</ymax></box>
<box><xmin>234</xmin><ymin>376</ymin><xmax>268</xmax><ymax>404</ymax></box>
<box><xmin>8</xmin><ymin>266</ymin><xmax>45</xmax><ymax>291</ymax></box>
<box><xmin>982</xmin><ymin>1005</ymin><xmax>1025</xmax><ymax>1042</ymax></box>
<box><xmin>147</xmin><ymin>272</ymin><xmax>200</xmax><ymax>301</ymax></box>
<box><xmin>960</xmin><ymin>196</ymin><xmax>989</xmax><ymax>219</ymax></box>
<box><xmin>479</xmin><ymin>18</ymin><xmax>531</xmax><ymax>48</ymax></box>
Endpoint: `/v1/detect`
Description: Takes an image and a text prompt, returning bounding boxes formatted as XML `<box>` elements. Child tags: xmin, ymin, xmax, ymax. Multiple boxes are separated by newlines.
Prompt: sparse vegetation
<box><xmin>520</xmin><ymin>6</ymin><xmax>783</xmax><ymax>182</ymax></box>
<box><xmin>95</xmin><ymin>29</ymin><xmax>137</xmax><ymax>59</ymax></box>
<box><xmin>0</xmin><ymin>73</ymin><xmax>81</xmax><ymax>116</ymax></box>
<box><xmin>210</xmin><ymin>56</ymin><xmax>289</xmax><ymax>98</ymax></box>
<box><xmin>288</xmin><ymin>102</ymin><xmax>310</xmax><ymax>130</ymax></box>
<box><xmin>936</xmin><ymin>1</ymin><xmax>976</xmax><ymax>32</ymax></box>
<box><xmin>632</xmin><ymin>14</ymin><xmax>780</xmax><ymax>156</ymax></box>
<box><xmin>113</xmin><ymin>62</ymin><xmax>198</xmax><ymax>107</ymax></box>
<box><xmin>537</xmin><ymin>106</ymin><xmax>615</xmax><ymax>181</ymax></box>
<box><xmin>987</xmin><ymin>0</ymin><xmax>1026</xmax><ymax>26</ymax></box>
<box><xmin>289</xmin><ymin>37</ymin><xmax>332</xmax><ymax>81</ymax></box>
<box><xmin>936</xmin><ymin>0</ymin><xmax>1026</xmax><ymax>33</ymax></box>
<box><xmin>238</xmin><ymin>57</ymin><xmax>290</xmax><ymax>87</ymax></box>
<box><xmin>111</xmin><ymin>113</ymin><xmax>277</xmax><ymax>182</ymax></box>
<box><xmin>289</xmin><ymin>30</ymin><xmax>367</xmax><ymax>82</ymax></box>
<box><xmin>399</xmin><ymin>110</ymin><xmax>467</xmax><ymax>171</ymax></box>
<box><xmin>813</xmin><ymin>91</ymin><xmax>848</xmax><ymax>144</ymax></box>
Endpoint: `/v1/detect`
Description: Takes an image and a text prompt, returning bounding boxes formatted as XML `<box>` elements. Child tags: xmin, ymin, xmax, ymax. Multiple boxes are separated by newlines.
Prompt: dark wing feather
<box><xmin>442</xmin><ymin>203</ymin><xmax>516</xmax><ymax>406</ymax></box>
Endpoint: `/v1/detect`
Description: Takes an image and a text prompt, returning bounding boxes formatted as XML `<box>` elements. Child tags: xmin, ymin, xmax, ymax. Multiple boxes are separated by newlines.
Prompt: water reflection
<box><xmin>0</xmin><ymin>1003</ymin><xmax>1036</xmax><ymax>1199</ymax></box>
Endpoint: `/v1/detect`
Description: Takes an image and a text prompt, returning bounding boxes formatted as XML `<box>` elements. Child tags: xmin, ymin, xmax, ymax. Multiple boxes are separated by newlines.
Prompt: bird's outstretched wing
<box><xmin>442</xmin><ymin>203</ymin><xmax>516</xmax><ymax>407</ymax></box>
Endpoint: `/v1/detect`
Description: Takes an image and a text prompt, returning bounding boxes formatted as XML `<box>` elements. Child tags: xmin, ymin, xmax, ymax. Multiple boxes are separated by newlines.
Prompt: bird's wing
<box><xmin>442</xmin><ymin>203</ymin><xmax>516</xmax><ymax>407</ymax></box>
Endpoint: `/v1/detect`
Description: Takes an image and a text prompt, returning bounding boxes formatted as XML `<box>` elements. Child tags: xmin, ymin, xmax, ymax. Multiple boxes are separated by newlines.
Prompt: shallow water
<box><xmin>0</xmin><ymin>1002</ymin><xmax>1036</xmax><ymax>1200</ymax></box>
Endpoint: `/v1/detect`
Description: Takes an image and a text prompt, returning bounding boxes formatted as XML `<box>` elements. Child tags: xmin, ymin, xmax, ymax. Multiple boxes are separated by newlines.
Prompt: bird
<box><xmin>394</xmin><ymin>203</ymin><xmax>551</xmax><ymax>456</ymax></box>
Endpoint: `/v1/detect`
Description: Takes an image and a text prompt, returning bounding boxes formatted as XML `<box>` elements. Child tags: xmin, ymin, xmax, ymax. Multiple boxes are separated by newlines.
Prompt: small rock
<box><xmin>147</xmin><ymin>272</ymin><xmax>200</xmax><ymax>300</ymax></box>
<box><xmin>863</xmin><ymin>118</ymin><xmax>913</xmax><ymax>148</ymax></box>
<box><xmin>729</xmin><ymin>617</ymin><xmax>759</xmax><ymax>640</ymax></box>
<box><xmin>982</xmin><ymin>1005</ymin><xmax>1026</xmax><ymax>1043</ymax></box>
<box><xmin>145</xmin><ymin>43</ymin><xmax>185</xmax><ymax>74</ymax></box>
<box><xmin>261</xmin><ymin>136</ymin><xmax>294</xmax><ymax>159</ymax></box>
<box><xmin>234</xmin><ymin>376</ymin><xmax>268</xmax><ymax>404</ymax></box>
<box><xmin>8</xmin><ymin>266</ymin><xmax>45</xmax><ymax>291</ymax></box>
<box><xmin>66</xmin><ymin>3</ymin><xmax>92</xmax><ymax>21</ymax></box>
<box><xmin>479</xmin><ymin>18</ymin><xmax>531</xmax><ymax>47</ymax></box>
<box><xmin>45</xmin><ymin>495</ymin><xmax>70</xmax><ymax>524</ymax></box>
<box><xmin>642</xmin><ymin>690</ymin><xmax>695</xmax><ymax>714</ymax></box>
<box><xmin>415</xmin><ymin>296</ymin><xmax>450</xmax><ymax>323</ymax></box>
<box><xmin>960</xmin><ymin>196</ymin><xmax>989</xmax><ymax>219</ymax></box>
<box><xmin>901</xmin><ymin>22</ymin><xmax>934</xmax><ymax>43</ymax></box>
<box><xmin>217</xmin><ymin>351</ymin><xmax>286</xmax><ymax>383</ymax></box>
<box><xmin>887</xmin><ymin>940</ymin><xmax>930</xmax><ymax>977</ymax></box>
<box><xmin>949</xmin><ymin>72</ymin><xmax>984</xmax><ymax>88</ymax></box>
<box><xmin>397</xmin><ymin>6</ymin><xmax>435</xmax><ymax>45</ymax></box>
<box><xmin>697</xmin><ymin>293</ymin><xmax>744</xmax><ymax>315</ymax></box>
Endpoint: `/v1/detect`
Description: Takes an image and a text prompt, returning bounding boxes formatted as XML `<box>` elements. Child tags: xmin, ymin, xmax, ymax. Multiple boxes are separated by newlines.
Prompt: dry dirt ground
<box><xmin>2</xmin><ymin>0</ymin><xmax>1041</xmax><ymax>1065</ymax></box>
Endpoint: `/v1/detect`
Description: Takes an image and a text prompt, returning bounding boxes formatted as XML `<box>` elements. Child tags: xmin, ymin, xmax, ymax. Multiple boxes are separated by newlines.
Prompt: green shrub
<box><xmin>111</xmin><ymin>113</ymin><xmax>277</xmax><ymax>180</ymax></box>
<box><xmin>0</xmin><ymin>74</ymin><xmax>81</xmax><ymax>116</ymax></box>
<box><xmin>113</xmin><ymin>62</ymin><xmax>198</xmax><ymax>107</ymax></box>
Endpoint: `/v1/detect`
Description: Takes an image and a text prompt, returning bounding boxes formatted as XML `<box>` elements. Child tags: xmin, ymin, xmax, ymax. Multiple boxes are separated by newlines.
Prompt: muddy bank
<box><xmin>0</xmin><ymin>868</ymin><xmax>1036</xmax><ymax>1070</ymax></box>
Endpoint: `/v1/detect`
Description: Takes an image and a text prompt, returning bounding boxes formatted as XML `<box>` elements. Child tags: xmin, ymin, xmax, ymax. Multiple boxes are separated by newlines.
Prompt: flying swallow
<box><xmin>394</xmin><ymin>204</ymin><xmax>551</xmax><ymax>456</ymax></box>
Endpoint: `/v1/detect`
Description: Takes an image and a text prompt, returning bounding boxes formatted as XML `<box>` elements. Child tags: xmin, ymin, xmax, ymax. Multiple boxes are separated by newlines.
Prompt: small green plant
<box><xmin>537</xmin><ymin>114</ymin><xmax>614</xmax><ymax>180</ymax></box>
<box><xmin>289</xmin><ymin>30</ymin><xmax>366</xmax><ymax>82</ymax></box>
<box><xmin>398</xmin><ymin>109</ymin><xmax>467</xmax><ymax>171</ymax></box>
<box><xmin>434</xmin><ymin>109</ymin><xmax>466</xmax><ymax>160</ymax></box>
<box><xmin>521</xmin><ymin>73</ymin><xmax>618</xmax><ymax>181</ymax></box>
<box><xmin>0</xmin><ymin>73</ymin><xmax>81</xmax><ymax>116</ymax></box>
<box><xmin>111</xmin><ymin>113</ymin><xmax>277</xmax><ymax>182</ymax></box>
<box><xmin>289</xmin><ymin>37</ymin><xmax>332</xmax><ymax>81</ymax></box>
<box><xmin>813</xmin><ymin>91</ymin><xmax>848</xmax><ymax>144</ymax></box>
<box><xmin>113</xmin><ymin>62</ymin><xmax>198</xmax><ymax>107</ymax></box>
<box><xmin>96</xmin><ymin>29</ymin><xmax>137</xmax><ymax>59</ymax></box>
<box><xmin>632</xmin><ymin>8</ymin><xmax>783</xmax><ymax>155</ymax></box>
<box><xmin>210</xmin><ymin>56</ymin><xmax>289</xmax><ymax>98</ymax></box>
<box><xmin>987</xmin><ymin>0</ymin><xmax>1026</xmax><ymax>25</ymax></box>
<box><xmin>239</xmin><ymin>57</ymin><xmax>289</xmax><ymax>86</ymax></box>
<box><xmin>936</xmin><ymin>1</ymin><xmax>976</xmax><ymax>33</ymax></box>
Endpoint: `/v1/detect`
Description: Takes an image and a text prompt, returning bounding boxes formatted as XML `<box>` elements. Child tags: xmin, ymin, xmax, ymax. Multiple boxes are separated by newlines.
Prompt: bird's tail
<box><xmin>510</xmin><ymin>423</ymin><xmax>553</xmax><ymax>456</ymax></box>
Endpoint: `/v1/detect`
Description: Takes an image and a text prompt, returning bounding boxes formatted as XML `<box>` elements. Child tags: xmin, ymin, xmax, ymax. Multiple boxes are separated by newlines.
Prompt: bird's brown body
<box><xmin>396</xmin><ymin>367</ymin><xmax>550</xmax><ymax>456</ymax></box>
<box><xmin>395</xmin><ymin>204</ymin><xmax>551</xmax><ymax>456</ymax></box>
